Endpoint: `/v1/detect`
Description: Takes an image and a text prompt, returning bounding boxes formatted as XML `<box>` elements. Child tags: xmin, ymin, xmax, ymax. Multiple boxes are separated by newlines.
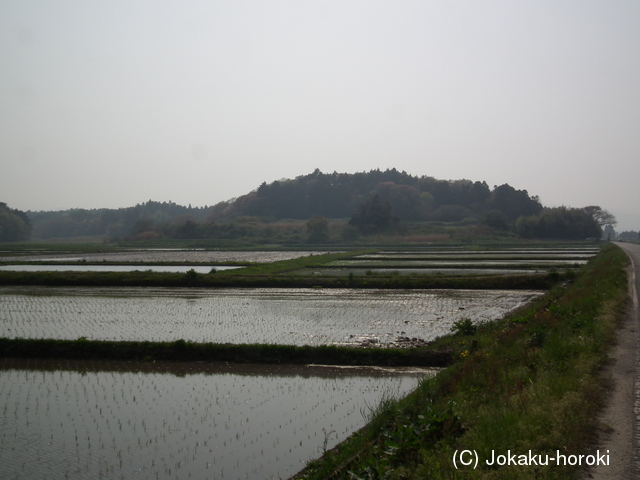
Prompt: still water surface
<box><xmin>0</xmin><ymin>359</ymin><xmax>431</xmax><ymax>480</ymax></box>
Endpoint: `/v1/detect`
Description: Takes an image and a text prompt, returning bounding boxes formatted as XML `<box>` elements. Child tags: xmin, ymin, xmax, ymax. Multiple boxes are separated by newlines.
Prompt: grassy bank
<box><xmin>0</xmin><ymin>338</ymin><xmax>452</xmax><ymax>367</ymax></box>
<box><xmin>292</xmin><ymin>243</ymin><xmax>629</xmax><ymax>479</ymax></box>
<box><xmin>0</xmin><ymin>269</ymin><xmax>558</xmax><ymax>290</ymax></box>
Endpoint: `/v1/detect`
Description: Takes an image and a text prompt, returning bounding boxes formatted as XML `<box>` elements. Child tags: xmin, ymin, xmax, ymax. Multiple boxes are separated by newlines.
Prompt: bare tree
<box><xmin>583</xmin><ymin>205</ymin><xmax>617</xmax><ymax>227</ymax></box>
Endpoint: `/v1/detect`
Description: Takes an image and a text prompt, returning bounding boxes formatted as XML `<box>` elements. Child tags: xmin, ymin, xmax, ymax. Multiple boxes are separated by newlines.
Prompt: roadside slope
<box><xmin>587</xmin><ymin>242</ymin><xmax>640</xmax><ymax>479</ymax></box>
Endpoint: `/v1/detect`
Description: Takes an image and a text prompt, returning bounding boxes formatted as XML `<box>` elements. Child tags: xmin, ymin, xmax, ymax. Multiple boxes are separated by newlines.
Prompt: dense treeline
<box><xmin>13</xmin><ymin>169</ymin><xmax>618</xmax><ymax>242</ymax></box>
<box><xmin>20</xmin><ymin>169</ymin><xmax>544</xmax><ymax>241</ymax></box>
<box><xmin>515</xmin><ymin>206</ymin><xmax>602</xmax><ymax>240</ymax></box>
<box><xmin>0</xmin><ymin>203</ymin><xmax>32</xmax><ymax>241</ymax></box>
<box><xmin>27</xmin><ymin>201</ymin><xmax>210</xmax><ymax>240</ymax></box>
<box><xmin>618</xmin><ymin>230</ymin><xmax>639</xmax><ymax>241</ymax></box>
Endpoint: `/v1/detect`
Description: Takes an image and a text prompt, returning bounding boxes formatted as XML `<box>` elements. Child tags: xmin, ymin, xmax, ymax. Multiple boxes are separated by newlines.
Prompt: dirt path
<box><xmin>584</xmin><ymin>242</ymin><xmax>640</xmax><ymax>479</ymax></box>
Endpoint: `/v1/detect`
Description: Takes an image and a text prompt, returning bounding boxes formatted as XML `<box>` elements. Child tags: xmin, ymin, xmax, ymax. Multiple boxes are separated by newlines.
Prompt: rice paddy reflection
<box><xmin>0</xmin><ymin>358</ymin><xmax>433</xmax><ymax>480</ymax></box>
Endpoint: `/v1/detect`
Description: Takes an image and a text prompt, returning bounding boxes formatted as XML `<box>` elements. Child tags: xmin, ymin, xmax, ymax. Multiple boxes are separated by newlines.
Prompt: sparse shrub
<box><xmin>450</xmin><ymin>318</ymin><xmax>476</xmax><ymax>336</ymax></box>
<box><xmin>185</xmin><ymin>269</ymin><xmax>198</xmax><ymax>283</ymax></box>
<box><xmin>546</xmin><ymin>267</ymin><xmax>560</xmax><ymax>282</ymax></box>
<box><xmin>527</xmin><ymin>329</ymin><xmax>547</xmax><ymax>347</ymax></box>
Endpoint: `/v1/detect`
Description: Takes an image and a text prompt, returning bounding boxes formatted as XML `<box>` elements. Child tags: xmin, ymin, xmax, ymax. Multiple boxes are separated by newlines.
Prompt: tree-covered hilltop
<box><xmin>210</xmin><ymin>168</ymin><xmax>542</xmax><ymax>222</ymax></box>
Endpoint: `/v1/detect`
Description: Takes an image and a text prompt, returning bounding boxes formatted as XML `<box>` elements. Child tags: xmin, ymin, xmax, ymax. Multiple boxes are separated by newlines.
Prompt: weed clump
<box><xmin>450</xmin><ymin>318</ymin><xmax>477</xmax><ymax>336</ymax></box>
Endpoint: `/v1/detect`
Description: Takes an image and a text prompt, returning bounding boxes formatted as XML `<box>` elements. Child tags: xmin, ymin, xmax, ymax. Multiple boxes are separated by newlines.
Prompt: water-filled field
<box><xmin>0</xmin><ymin>286</ymin><xmax>541</xmax><ymax>345</ymax></box>
<box><xmin>0</xmin><ymin>359</ymin><xmax>431</xmax><ymax>480</ymax></box>
<box><xmin>306</xmin><ymin>246</ymin><xmax>600</xmax><ymax>277</ymax></box>
<box><xmin>356</xmin><ymin>248</ymin><xmax>599</xmax><ymax>260</ymax></box>
<box><xmin>0</xmin><ymin>250</ymin><xmax>332</xmax><ymax>264</ymax></box>
<box><xmin>0</xmin><ymin>265</ymin><xmax>239</xmax><ymax>273</ymax></box>
<box><xmin>295</xmin><ymin>267</ymin><xmax>544</xmax><ymax>276</ymax></box>
<box><xmin>328</xmin><ymin>259</ymin><xmax>587</xmax><ymax>267</ymax></box>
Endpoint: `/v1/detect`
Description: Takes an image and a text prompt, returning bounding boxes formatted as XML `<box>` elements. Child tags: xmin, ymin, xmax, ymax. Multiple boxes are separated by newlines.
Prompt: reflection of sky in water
<box><xmin>0</xmin><ymin>359</ymin><xmax>432</xmax><ymax>480</ymax></box>
<box><xmin>0</xmin><ymin>287</ymin><xmax>542</xmax><ymax>345</ymax></box>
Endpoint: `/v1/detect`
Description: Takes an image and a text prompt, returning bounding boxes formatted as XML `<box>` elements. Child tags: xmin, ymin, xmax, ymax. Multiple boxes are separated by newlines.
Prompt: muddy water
<box><xmin>0</xmin><ymin>358</ymin><xmax>432</xmax><ymax>480</ymax></box>
<box><xmin>0</xmin><ymin>286</ymin><xmax>542</xmax><ymax>345</ymax></box>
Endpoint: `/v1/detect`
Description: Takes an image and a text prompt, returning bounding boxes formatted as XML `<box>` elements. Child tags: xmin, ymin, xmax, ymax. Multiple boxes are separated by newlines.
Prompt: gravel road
<box><xmin>585</xmin><ymin>242</ymin><xmax>640</xmax><ymax>479</ymax></box>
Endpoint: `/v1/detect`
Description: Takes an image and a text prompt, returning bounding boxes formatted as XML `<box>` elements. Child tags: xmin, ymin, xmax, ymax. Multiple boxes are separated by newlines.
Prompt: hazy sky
<box><xmin>1</xmin><ymin>1</ymin><xmax>639</xmax><ymax>230</ymax></box>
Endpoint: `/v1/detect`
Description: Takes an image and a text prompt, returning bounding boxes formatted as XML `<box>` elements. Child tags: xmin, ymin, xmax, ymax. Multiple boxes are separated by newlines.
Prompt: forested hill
<box><xmin>210</xmin><ymin>168</ymin><xmax>542</xmax><ymax>223</ymax></box>
<box><xmin>14</xmin><ymin>169</ymin><xmax>547</xmax><ymax>240</ymax></box>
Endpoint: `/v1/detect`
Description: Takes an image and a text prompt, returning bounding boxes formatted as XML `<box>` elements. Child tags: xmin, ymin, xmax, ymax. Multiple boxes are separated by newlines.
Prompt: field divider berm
<box><xmin>0</xmin><ymin>338</ymin><xmax>453</xmax><ymax>367</ymax></box>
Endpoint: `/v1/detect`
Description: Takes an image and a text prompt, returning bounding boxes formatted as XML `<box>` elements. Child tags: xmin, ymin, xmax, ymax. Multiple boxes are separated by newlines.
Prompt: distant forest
<box><xmin>1</xmin><ymin>169</ymin><xmax>615</xmax><ymax>242</ymax></box>
<box><xmin>27</xmin><ymin>201</ymin><xmax>210</xmax><ymax>241</ymax></box>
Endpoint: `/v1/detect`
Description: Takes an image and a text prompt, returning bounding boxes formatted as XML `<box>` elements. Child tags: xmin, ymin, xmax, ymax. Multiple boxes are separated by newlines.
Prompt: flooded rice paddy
<box><xmin>0</xmin><ymin>245</ymin><xmax>595</xmax><ymax>479</ymax></box>
<box><xmin>296</xmin><ymin>267</ymin><xmax>544</xmax><ymax>277</ymax></box>
<box><xmin>309</xmin><ymin>246</ymin><xmax>600</xmax><ymax>277</ymax></box>
<box><xmin>0</xmin><ymin>286</ymin><xmax>541</xmax><ymax>345</ymax></box>
<box><xmin>0</xmin><ymin>250</ymin><xmax>333</xmax><ymax>264</ymax></box>
<box><xmin>0</xmin><ymin>265</ymin><xmax>239</xmax><ymax>273</ymax></box>
<box><xmin>357</xmin><ymin>248</ymin><xmax>599</xmax><ymax>260</ymax></box>
<box><xmin>327</xmin><ymin>258</ymin><xmax>587</xmax><ymax>268</ymax></box>
<box><xmin>0</xmin><ymin>246</ymin><xmax>600</xmax><ymax>280</ymax></box>
<box><xmin>0</xmin><ymin>358</ymin><xmax>431</xmax><ymax>480</ymax></box>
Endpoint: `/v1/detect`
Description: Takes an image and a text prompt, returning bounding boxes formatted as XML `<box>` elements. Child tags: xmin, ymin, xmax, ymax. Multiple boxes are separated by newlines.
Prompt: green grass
<box><xmin>0</xmin><ymin>268</ymin><xmax>561</xmax><ymax>290</ymax></box>
<box><xmin>292</xmin><ymin>243</ymin><xmax>629</xmax><ymax>480</ymax></box>
<box><xmin>220</xmin><ymin>250</ymin><xmax>372</xmax><ymax>275</ymax></box>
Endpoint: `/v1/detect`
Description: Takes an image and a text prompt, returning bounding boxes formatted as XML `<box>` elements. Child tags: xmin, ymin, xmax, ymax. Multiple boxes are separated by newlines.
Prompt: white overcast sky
<box><xmin>1</xmin><ymin>1</ymin><xmax>639</xmax><ymax>230</ymax></box>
